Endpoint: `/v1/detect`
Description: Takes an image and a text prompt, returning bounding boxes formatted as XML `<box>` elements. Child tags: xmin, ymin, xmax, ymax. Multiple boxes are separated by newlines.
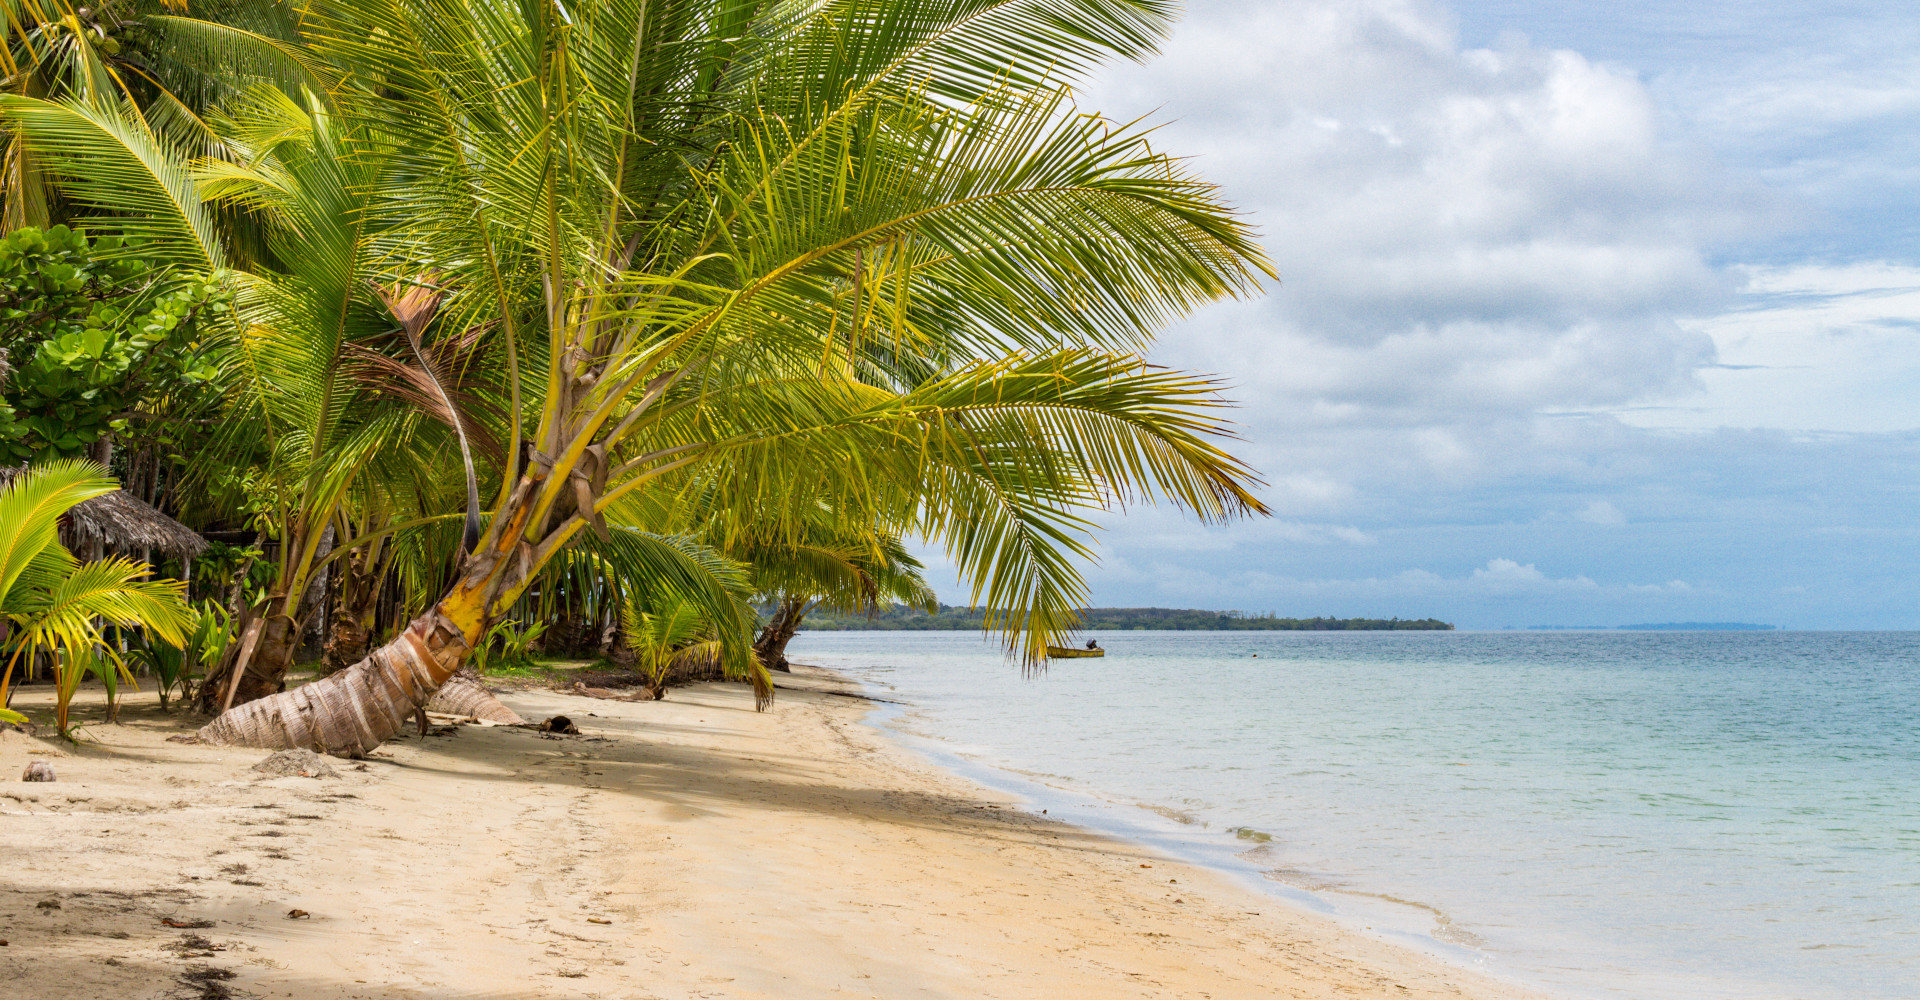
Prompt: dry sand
<box><xmin>1</xmin><ymin>666</ymin><xmax>1547</xmax><ymax>1000</ymax></box>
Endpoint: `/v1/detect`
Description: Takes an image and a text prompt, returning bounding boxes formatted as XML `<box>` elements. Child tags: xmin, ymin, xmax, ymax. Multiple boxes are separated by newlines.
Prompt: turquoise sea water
<box><xmin>788</xmin><ymin>630</ymin><xmax>1920</xmax><ymax>1000</ymax></box>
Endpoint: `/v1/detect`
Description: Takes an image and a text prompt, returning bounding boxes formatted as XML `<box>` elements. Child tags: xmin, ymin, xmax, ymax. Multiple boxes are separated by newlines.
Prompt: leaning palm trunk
<box><xmin>198</xmin><ymin>605</ymin><xmax>468</xmax><ymax>753</ymax></box>
<box><xmin>425</xmin><ymin>666</ymin><xmax>525</xmax><ymax>724</ymax></box>
<box><xmin>198</xmin><ymin>490</ymin><xmax>540</xmax><ymax>753</ymax></box>
<box><xmin>753</xmin><ymin>594</ymin><xmax>812</xmax><ymax>673</ymax></box>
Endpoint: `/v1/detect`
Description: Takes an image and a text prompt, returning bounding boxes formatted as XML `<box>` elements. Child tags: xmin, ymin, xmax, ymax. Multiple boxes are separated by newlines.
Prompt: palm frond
<box><xmin>0</xmin><ymin>459</ymin><xmax>117</xmax><ymax>607</ymax></box>
<box><xmin>0</xmin><ymin>95</ymin><xmax>226</xmax><ymax>267</ymax></box>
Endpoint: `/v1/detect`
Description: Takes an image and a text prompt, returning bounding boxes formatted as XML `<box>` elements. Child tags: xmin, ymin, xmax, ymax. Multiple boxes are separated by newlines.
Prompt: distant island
<box><xmin>799</xmin><ymin>604</ymin><xmax>1455</xmax><ymax>631</ymax></box>
<box><xmin>1528</xmin><ymin>622</ymin><xmax>1777</xmax><ymax>631</ymax></box>
<box><xmin>1618</xmin><ymin>622</ymin><xmax>1777</xmax><ymax>631</ymax></box>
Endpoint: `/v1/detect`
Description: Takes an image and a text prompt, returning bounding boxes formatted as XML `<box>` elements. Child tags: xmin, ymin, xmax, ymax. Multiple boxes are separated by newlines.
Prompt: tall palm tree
<box><xmin>0</xmin><ymin>459</ymin><xmax>193</xmax><ymax>733</ymax></box>
<box><xmin>9</xmin><ymin>0</ymin><xmax>1272</xmax><ymax>754</ymax></box>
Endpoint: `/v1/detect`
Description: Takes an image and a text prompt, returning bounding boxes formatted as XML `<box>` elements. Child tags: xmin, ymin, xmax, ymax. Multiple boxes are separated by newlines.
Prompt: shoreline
<box><xmin>4</xmin><ymin>669</ymin><xmax>1546</xmax><ymax>999</ymax></box>
<box><xmin>839</xmin><ymin>676</ymin><xmax>1510</xmax><ymax>979</ymax></box>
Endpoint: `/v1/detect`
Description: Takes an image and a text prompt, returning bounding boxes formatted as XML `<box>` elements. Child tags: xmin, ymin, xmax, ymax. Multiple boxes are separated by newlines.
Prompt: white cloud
<box><xmin>1470</xmin><ymin>557</ymin><xmax>1592</xmax><ymax>590</ymax></box>
<box><xmin>1574</xmin><ymin>500</ymin><xmax>1627</xmax><ymax>525</ymax></box>
<box><xmin>1267</xmin><ymin>472</ymin><xmax>1357</xmax><ymax>513</ymax></box>
<box><xmin>1078</xmin><ymin>0</ymin><xmax>1742</xmax><ymax>509</ymax></box>
<box><xmin>1625</xmin><ymin>263</ymin><xmax>1920</xmax><ymax>433</ymax></box>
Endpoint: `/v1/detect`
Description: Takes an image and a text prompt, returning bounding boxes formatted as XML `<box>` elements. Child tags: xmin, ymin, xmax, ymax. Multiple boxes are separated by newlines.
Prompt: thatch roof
<box><xmin>1</xmin><ymin>467</ymin><xmax>208</xmax><ymax>559</ymax></box>
<box><xmin>65</xmin><ymin>489</ymin><xmax>208</xmax><ymax>559</ymax></box>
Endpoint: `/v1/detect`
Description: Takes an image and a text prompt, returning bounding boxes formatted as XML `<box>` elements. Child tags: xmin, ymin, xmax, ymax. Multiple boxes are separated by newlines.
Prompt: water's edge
<box><xmin>796</xmin><ymin>630</ymin><xmax>1920</xmax><ymax>1000</ymax></box>
<box><xmin>828</xmin><ymin>665</ymin><xmax>1549</xmax><ymax>997</ymax></box>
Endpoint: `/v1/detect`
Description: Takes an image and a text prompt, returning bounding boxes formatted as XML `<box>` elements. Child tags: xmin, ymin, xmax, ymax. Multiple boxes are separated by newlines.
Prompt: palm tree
<box><xmin>0</xmin><ymin>459</ymin><xmax>193</xmax><ymax>734</ymax></box>
<box><xmin>0</xmin><ymin>0</ymin><xmax>329</xmax><ymax>231</ymax></box>
<box><xmin>620</xmin><ymin>590</ymin><xmax>722</xmax><ymax>700</ymax></box>
<box><xmin>9</xmin><ymin>0</ymin><xmax>1272</xmax><ymax>754</ymax></box>
<box><xmin>742</xmin><ymin>522</ymin><xmax>936</xmax><ymax>673</ymax></box>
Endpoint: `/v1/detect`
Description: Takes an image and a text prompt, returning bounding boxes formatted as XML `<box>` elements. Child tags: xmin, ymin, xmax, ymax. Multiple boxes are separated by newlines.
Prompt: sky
<box><xmin>922</xmin><ymin>0</ymin><xmax>1920</xmax><ymax>629</ymax></box>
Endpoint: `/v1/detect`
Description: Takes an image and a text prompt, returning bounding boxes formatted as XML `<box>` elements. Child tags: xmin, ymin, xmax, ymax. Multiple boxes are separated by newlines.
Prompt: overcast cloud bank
<box><xmin>914</xmin><ymin>1</ymin><xmax>1920</xmax><ymax>629</ymax></box>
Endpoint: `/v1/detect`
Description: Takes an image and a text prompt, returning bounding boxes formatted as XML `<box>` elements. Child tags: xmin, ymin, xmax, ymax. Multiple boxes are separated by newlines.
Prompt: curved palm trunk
<box><xmin>425</xmin><ymin>666</ymin><xmax>525</xmax><ymax>723</ymax></box>
<box><xmin>197</xmin><ymin>490</ymin><xmax>545</xmax><ymax>754</ymax></box>
<box><xmin>753</xmin><ymin>594</ymin><xmax>811</xmax><ymax>672</ymax></box>
<box><xmin>198</xmin><ymin>602</ymin><xmax>471</xmax><ymax>754</ymax></box>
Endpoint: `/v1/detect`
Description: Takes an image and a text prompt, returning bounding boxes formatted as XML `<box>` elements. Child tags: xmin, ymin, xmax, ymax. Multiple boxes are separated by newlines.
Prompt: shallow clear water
<box><xmin>789</xmin><ymin>630</ymin><xmax>1920</xmax><ymax>1000</ymax></box>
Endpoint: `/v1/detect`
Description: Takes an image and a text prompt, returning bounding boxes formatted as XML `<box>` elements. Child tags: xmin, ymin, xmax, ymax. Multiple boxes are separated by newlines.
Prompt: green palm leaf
<box><xmin>0</xmin><ymin>458</ymin><xmax>117</xmax><ymax>607</ymax></box>
<box><xmin>0</xmin><ymin>94</ymin><xmax>225</xmax><ymax>268</ymax></box>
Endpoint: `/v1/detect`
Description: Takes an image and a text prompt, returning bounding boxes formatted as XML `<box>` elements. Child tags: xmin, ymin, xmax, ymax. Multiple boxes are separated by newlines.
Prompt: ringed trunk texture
<box><xmin>324</xmin><ymin>556</ymin><xmax>379</xmax><ymax>673</ymax></box>
<box><xmin>425</xmin><ymin>666</ymin><xmax>525</xmax><ymax>724</ymax></box>
<box><xmin>197</xmin><ymin>605</ymin><xmax>471</xmax><ymax>756</ymax></box>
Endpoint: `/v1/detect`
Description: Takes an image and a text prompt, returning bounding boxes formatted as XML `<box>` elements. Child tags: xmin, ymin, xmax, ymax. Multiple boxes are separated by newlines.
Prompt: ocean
<box><xmin>788</xmin><ymin>629</ymin><xmax>1920</xmax><ymax>1000</ymax></box>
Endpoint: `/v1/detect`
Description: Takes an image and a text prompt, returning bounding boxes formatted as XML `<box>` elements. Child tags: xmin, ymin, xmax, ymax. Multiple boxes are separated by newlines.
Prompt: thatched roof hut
<box><xmin>0</xmin><ymin>467</ymin><xmax>207</xmax><ymax>560</ymax></box>
<box><xmin>64</xmin><ymin>489</ymin><xmax>208</xmax><ymax>560</ymax></box>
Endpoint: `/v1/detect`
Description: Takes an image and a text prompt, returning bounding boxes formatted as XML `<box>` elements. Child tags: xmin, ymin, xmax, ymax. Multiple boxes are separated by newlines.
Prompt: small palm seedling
<box><xmin>472</xmin><ymin>619</ymin><xmax>549</xmax><ymax>673</ymax></box>
<box><xmin>61</xmin><ymin>642</ymin><xmax>135</xmax><ymax>729</ymax></box>
<box><xmin>126</xmin><ymin>634</ymin><xmax>188</xmax><ymax>711</ymax></box>
<box><xmin>127</xmin><ymin>601</ymin><xmax>232</xmax><ymax>711</ymax></box>
<box><xmin>621</xmin><ymin>594</ymin><xmax>721</xmax><ymax>701</ymax></box>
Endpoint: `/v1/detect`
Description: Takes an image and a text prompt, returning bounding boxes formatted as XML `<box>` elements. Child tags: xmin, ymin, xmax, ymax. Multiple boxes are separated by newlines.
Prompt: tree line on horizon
<box><xmin>797</xmin><ymin>604</ymin><xmax>1455</xmax><ymax>632</ymax></box>
<box><xmin>0</xmin><ymin>0</ymin><xmax>1276</xmax><ymax>746</ymax></box>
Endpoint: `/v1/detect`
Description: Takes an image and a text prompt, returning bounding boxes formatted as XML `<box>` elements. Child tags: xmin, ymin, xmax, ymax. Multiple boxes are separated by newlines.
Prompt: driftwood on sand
<box><xmin>568</xmin><ymin>681</ymin><xmax>649</xmax><ymax>701</ymax></box>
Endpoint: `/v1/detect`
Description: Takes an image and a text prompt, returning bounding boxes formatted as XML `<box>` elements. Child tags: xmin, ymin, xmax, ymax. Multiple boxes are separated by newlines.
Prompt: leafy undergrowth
<box><xmin>475</xmin><ymin>658</ymin><xmax>604</xmax><ymax>689</ymax></box>
<box><xmin>285</xmin><ymin>658</ymin><xmax>605</xmax><ymax>691</ymax></box>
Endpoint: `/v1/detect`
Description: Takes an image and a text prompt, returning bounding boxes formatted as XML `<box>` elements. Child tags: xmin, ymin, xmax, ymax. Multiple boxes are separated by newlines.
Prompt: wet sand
<box><xmin>1</xmin><ymin>666</ymin><xmax>1545</xmax><ymax>999</ymax></box>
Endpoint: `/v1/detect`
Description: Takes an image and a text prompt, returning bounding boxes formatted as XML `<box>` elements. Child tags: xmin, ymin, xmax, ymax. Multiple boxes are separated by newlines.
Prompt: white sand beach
<box><xmin>2</xmin><ymin>667</ymin><xmax>1544</xmax><ymax>1000</ymax></box>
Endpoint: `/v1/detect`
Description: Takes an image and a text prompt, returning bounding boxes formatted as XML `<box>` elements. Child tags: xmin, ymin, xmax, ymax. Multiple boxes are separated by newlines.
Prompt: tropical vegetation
<box><xmin>0</xmin><ymin>460</ymin><xmax>192</xmax><ymax>733</ymax></box>
<box><xmin>0</xmin><ymin>0</ymin><xmax>1274</xmax><ymax>752</ymax></box>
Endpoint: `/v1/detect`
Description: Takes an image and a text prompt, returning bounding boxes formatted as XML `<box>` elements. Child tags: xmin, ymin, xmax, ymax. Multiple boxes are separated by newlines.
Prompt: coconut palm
<box><xmin>619</xmin><ymin>590</ymin><xmax>721</xmax><ymax>700</ymax></box>
<box><xmin>0</xmin><ymin>0</ymin><xmax>333</xmax><ymax>232</ymax></box>
<box><xmin>740</xmin><ymin>520</ymin><xmax>936</xmax><ymax>673</ymax></box>
<box><xmin>8</xmin><ymin>0</ymin><xmax>1272</xmax><ymax>754</ymax></box>
<box><xmin>0</xmin><ymin>459</ymin><xmax>193</xmax><ymax>733</ymax></box>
